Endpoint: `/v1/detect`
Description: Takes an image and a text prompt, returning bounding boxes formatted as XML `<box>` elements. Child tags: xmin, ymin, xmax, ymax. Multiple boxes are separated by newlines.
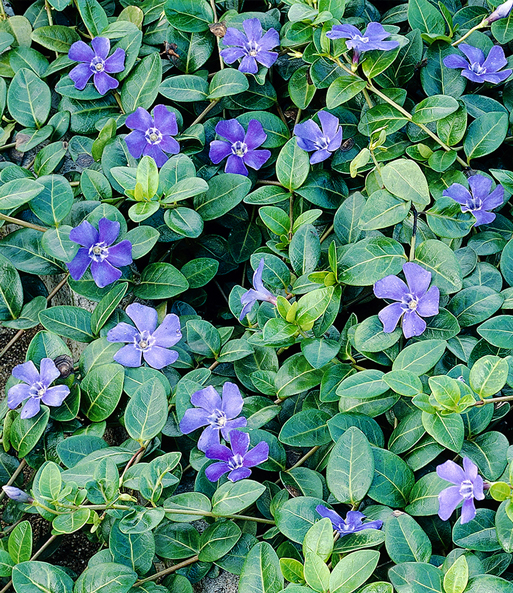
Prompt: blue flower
<box><xmin>294</xmin><ymin>111</ymin><xmax>342</xmax><ymax>164</ymax></box>
<box><xmin>316</xmin><ymin>505</ymin><xmax>383</xmax><ymax>536</ymax></box>
<box><xmin>240</xmin><ymin>258</ymin><xmax>277</xmax><ymax>321</ymax></box>
<box><xmin>326</xmin><ymin>22</ymin><xmax>399</xmax><ymax>63</ymax></box>
<box><xmin>444</xmin><ymin>44</ymin><xmax>512</xmax><ymax>84</ymax></box>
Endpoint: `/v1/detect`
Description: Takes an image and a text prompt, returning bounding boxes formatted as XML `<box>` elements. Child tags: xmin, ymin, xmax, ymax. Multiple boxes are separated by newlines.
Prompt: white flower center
<box><xmin>228</xmin><ymin>454</ymin><xmax>245</xmax><ymax>469</ymax></box>
<box><xmin>459</xmin><ymin>479</ymin><xmax>474</xmax><ymax>499</ymax></box>
<box><xmin>232</xmin><ymin>140</ymin><xmax>248</xmax><ymax>157</ymax></box>
<box><xmin>30</xmin><ymin>381</ymin><xmax>47</xmax><ymax>399</ymax></box>
<box><xmin>402</xmin><ymin>293</ymin><xmax>419</xmax><ymax>311</ymax></box>
<box><xmin>207</xmin><ymin>409</ymin><xmax>227</xmax><ymax>428</ymax></box>
<box><xmin>467</xmin><ymin>195</ymin><xmax>482</xmax><ymax>211</ymax></box>
<box><xmin>353</xmin><ymin>34</ymin><xmax>369</xmax><ymax>43</ymax></box>
<box><xmin>91</xmin><ymin>56</ymin><xmax>105</xmax><ymax>72</ymax></box>
<box><xmin>145</xmin><ymin>127</ymin><xmax>163</xmax><ymax>145</ymax></box>
<box><xmin>245</xmin><ymin>40</ymin><xmax>260</xmax><ymax>56</ymax></box>
<box><xmin>314</xmin><ymin>135</ymin><xmax>330</xmax><ymax>151</ymax></box>
<box><xmin>470</xmin><ymin>62</ymin><xmax>486</xmax><ymax>75</ymax></box>
<box><xmin>134</xmin><ymin>330</ymin><xmax>156</xmax><ymax>352</ymax></box>
<box><xmin>88</xmin><ymin>242</ymin><xmax>109</xmax><ymax>262</ymax></box>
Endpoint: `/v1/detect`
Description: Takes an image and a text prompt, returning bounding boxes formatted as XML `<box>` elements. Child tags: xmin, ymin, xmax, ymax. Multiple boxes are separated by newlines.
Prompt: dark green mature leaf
<box><xmin>76</xmin><ymin>0</ymin><xmax>108</xmax><ymax>36</ymax></box>
<box><xmin>121</xmin><ymin>53</ymin><xmax>162</xmax><ymax>112</ymax></box>
<box><xmin>276</xmin><ymin>137</ymin><xmax>311</xmax><ymax>191</ymax></box>
<box><xmin>133</xmin><ymin>263</ymin><xmax>189</xmax><ymax>299</ymax></box>
<box><xmin>0</xmin><ymin>253</ymin><xmax>22</xmax><ymax>321</ymax></box>
<box><xmin>164</xmin><ymin>0</ymin><xmax>214</xmax><ymax>32</ymax></box>
<box><xmin>12</xmin><ymin>561</ymin><xmax>73</xmax><ymax>593</ymax></box>
<box><xmin>125</xmin><ymin>380</ymin><xmax>169</xmax><ymax>442</ymax></box>
<box><xmin>208</xmin><ymin>68</ymin><xmax>249</xmax><ymax>99</ymax></box>
<box><xmin>39</xmin><ymin>306</ymin><xmax>93</xmax><ymax>342</ymax></box>
<box><xmin>239</xmin><ymin>542</ymin><xmax>283</xmax><ymax>593</ymax></box>
<box><xmin>194</xmin><ymin>174</ymin><xmax>251</xmax><ymax>221</ymax></box>
<box><xmin>464</xmin><ymin>113</ymin><xmax>508</xmax><ymax>161</ymax></box>
<box><xmin>385</xmin><ymin>514</ymin><xmax>432</xmax><ymax>563</ymax></box>
<box><xmin>8</xmin><ymin>68</ymin><xmax>51</xmax><ymax>128</ymax></box>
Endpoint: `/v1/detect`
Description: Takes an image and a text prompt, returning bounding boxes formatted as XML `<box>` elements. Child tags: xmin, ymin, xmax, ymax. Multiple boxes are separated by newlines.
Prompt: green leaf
<box><xmin>412</xmin><ymin>95</ymin><xmax>459</xmax><ymax>124</ymax></box>
<box><xmin>121</xmin><ymin>53</ymin><xmax>162</xmax><ymax>112</ymax></box>
<box><xmin>464</xmin><ymin>112</ymin><xmax>508</xmax><ymax>161</ymax></box>
<box><xmin>76</xmin><ymin>0</ymin><xmax>108</xmax><ymax>36</ymax></box>
<box><xmin>326</xmin><ymin>427</ymin><xmax>374</xmax><ymax>505</ymax></box>
<box><xmin>154</xmin><ymin>522</ymin><xmax>200</xmax><ymax>560</ymax></box>
<box><xmin>133</xmin><ymin>263</ymin><xmax>189</xmax><ymax>299</ymax></box>
<box><xmin>29</xmin><ymin>175</ymin><xmax>73</xmax><ymax>226</ymax></box>
<box><xmin>0</xmin><ymin>178</ymin><xmax>44</xmax><ymax>211</ymax></box>
<box><xmin>275</xmin><ymin>353</ymin><xmax>324</xmax><ymax>399</ymax></box>
<box><xmin>164</xmin><ymin>0</ymin><xmax>214</xmax><ymax>32</ymax></box>
<box><xmin>279</xmin><ymin>409</ymin><xmax>331</xmax><ymax>447</ymax></box>
<box><xmin>275</xmin><ymin>496</ymin><xmax>325</xmax><ymax>544</ymax></box>
<box><xmin>469</xmin><ymin>355</ymin><xmax>509</xmax><ymax>398</ymax></box>
<box><xmin>81</xmin><ymin>363</ymin><xmax>125</xmax><ymax>422</ymax></box>
<box><xmin>477</xmin><ymin>315</ymin><xmax>513</xmax><ymax>348</ymax></box>
<box><xmin>194</xmin><ymin>173</ymin><xmax>251</xmax><ymax>221</ymax></box>
<box><xmin>461</xmin><ymin>431</ymin><xmax>508</xmax><ymax>481</ymax></box>
<box><xmin>208</xmin><ymin>68</ymin><xmax>249</xmax><ymax>99</ymax></box>
<box><xmin>239</xmin><ymin>542</ymin><xmax>283</xmax><ymax>593</ymax></box>
<box><xmin>7</xmin><ymin>68</ymin><xmax>51</xmax><ymax>128</ymax></box>
<box><xmin>408</xmin><ymin>0</ymin><xmax>445</xmax><ymax>34</ymax></box>
<box><xmin>211</xmin><ymin>479</ymin><xmax>265</xmax><ymax>516</ymax></box>
<box><xmin>289</xmin><ymin>65</ymin><xmax>316</xmax><ymax>109</ymax></box>
<box><xmin>163</xmin><ymin>492</ymin><xmax>212</xmax><ymax>522</ymax></box>
<box><xmin>381</xmin><ymin>159</ymin><xmax>430</xmax><ymax>209</ymax></box>
<box><xmin>276</xmin><ymin>137</ymin><xmax>311</xmax><ymax>191</ymax></box>
<box><xmin>414</xmin><ymin>239</ymin><xmax>462</xmax><ymax>294</ymax></box>
<box><xmin>159</xmin><ymin>75</ymin><xmax>209</xmax><ymax>102</ymax></box>
<box><xmin>198</xmin><ymin>520</ymin><xmax>241</xmax><ymax>562</ymax></box>
<box><xmin>75</xmin><ymin>562</ymin><xmax>137</xmax><ymax>593</ymax></box>
<box><xmin>31</xmin><ymin>25</ymin><xmax>79</xmax><ymax>52</ymax></box>
<box><xmin>39</xmin><ymin>306</ymin><xmax>93</xmax><ymax>342</ymax></box>
<box><xmin>390</xmin><ymin>562</ymin><xmax>442</xmax><ymax>593</ymax></box>
<box><xmin>8</xmin><ymin>521</ymin><xmax>32</xmax><ymax>564</ymax></box>
<box><xmin>329</xmin><ymin>550</ymin><xmax>379</xmax><ymax>593</ymax></box>
<box><xmin>12</xmin><ymin>561</ymin><xmax>73</xmax><ymax>593</ymax></box>
<box><xmin>304</xmin><ymin>551</ymin><xmax>330</xmax><ymax>593</ymax></box>
<box><xmin>359</xmin><ymin>189</ymin><xmax>410</xmax><ymax>231</ymax></box>
<box><xmin>361</xmin><ymin>45</ymin><xmax>401</xmax><ymax>79</ymax></box>
<box><xmin>385</xmin><ymin>514</ymin><xmax>432</xmax><ymax>563</ymax></box>
<box><xmin>109</xmin><ymin>522</ymin><xmax>154</xmax><ymax>575</ymax></box>
<box><xmin>10</xmin><ymin>407</ymin><xmax>50</xmax><ymax>457</ymax></box>
<box><xmin>0</xmin><ymin>253</ymin><xmax>23</xmax><ymax>321</ymax></box>
<box><xmin>368</xmin><ymin>447</ymin><xmax>414</xmax><ymax>507</ymax></box>
<box><xmin>453</xmin><ymin>508</ymin><xmax>502</xmax><ymax>552</ymax></box>
<box><xmin>125</xmin><ymin>380</ymin><xmax>168</xmax><ymax>442</ymax></box>
<box><xmin>91</xmin><ymin>282</ymin><xmax>128</xmax><ymax>335</ymax></box>
<box><xmin>326</xmin><ymin>75</ymin><xmax>366</xmax><ymax>109</ymax></box>
<box><xmin>422</xmin><ymin>411</ymin><xmax>464</xmax><ymax>452</ymax></box>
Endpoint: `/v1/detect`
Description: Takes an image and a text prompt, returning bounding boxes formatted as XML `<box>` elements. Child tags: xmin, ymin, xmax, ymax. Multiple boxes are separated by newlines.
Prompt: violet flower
<box><xmin>220</xmin><ymin>17</ymin><xmax>279</xmax><ymax>74</ymax></box>
<box><xmin>443</xmin><ymin>174</ymin><xmax>504</xmax><ymax>226</ymax></box>
<box><xmin>2</xmin><ymin>487</ymin><xmax>32</xmax><ymax>503</ymax></box>
<box><xmin>294</xmin><ymin>111</ymin><xmax>343</xmax><ymax>164</ymax></box>
<box><xmin>240</xmin><ymin>258</ymin><xmax>278</xmax><ymax>321</ymax></box>
<box><xmin>316</xmin><ymin>506</ymin><xmax>383</xmax><ymax>536</ymax></box>
<box><xmin>67</xmin><ymin>218</ymin><xmax>133</xmax><ymax>289</ymax></box>
<box><xmin>205</xmin><ymin>429</ymin><xmax>269</xmax><ymax>482</ymax></box>
<box><xmin>180</xmin><ymin>382</ymin><xmax>247</xmax><ymax>452</ymax></box>
<box><xmin>487</xmin><ymin>0</ymin><xmax>513</xmax><ymax>23</ymax></box>
<box><xmin>125</xmin><ymin>105</ymin><xmax>180</xmax><ymax>168</ymax></box>
<box><xmin>443</xmin><ymin>44</ymin><xmax>512</xmax><ymax>84</ymax></box>
<box><xmin>326</xmin><ymin>22</ymin><xmax>399</xmax><ymax>63</ymax></box>
<box><xmin>68</xmin><ymin>37</ymin><xmax>125</xmax><ymax>95</ymax></box>
<box><xmin>209</xmin><ymin>119</ymin><xmax>271</xmax><ymax>177</ymax></box>
<box><xmin>373</xmin><ymin>262</ymin><xmax>440</xmax><ymax>339</ymax></box>
<box><xmin>437</xmin><ymin>457</ymin><xmax>485</xmax><ymax>524</ymax></box>
<box><xmin>7</xmin><ymin>359</ymin><xmax>70</xmax><ymax>420</ymax></box>
<box><xmin>107</xmin><ymin>303</ymin><xmax>181</xmax><ymax>370</ymax></box>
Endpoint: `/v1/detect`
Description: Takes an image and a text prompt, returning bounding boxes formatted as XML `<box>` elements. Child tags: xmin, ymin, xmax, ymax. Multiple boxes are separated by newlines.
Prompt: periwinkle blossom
<box><xmin>125</xmin><ymin>105</ymin><xmax>180</xmax><ymax>168</ymax></box>
<box><xmin>205</xmin><ymin>429</ymin><xmax>269</xmax><ymax>482</ymax></box>
<box><xmin>2</xmin><ymin>486</ymin><xmax>32</xmax><ymax>503</ymax></box>
<box><xmin>7</xmin><ymin>359</ymin><xmax>70</xmax><ymax>420</ymax></box>
<box><xmin>107</xmin><ymin>303</ymin><xmax>181</xmax><ymax>370</ymax></box>
<box><xmin>374</xmin><ymin>262</ymin><xmax>440</xmax><ymax>339</ymax></box>
<box><xmin>443</xmin><ymin>44</ymin><xmax>512</xmax><ymax>84</ymax></box>
<box><xmin>67</xmin><ymin>218</ymin><xmax>133</xmax><ymax>289</ymax></box>
<box><xmin>209</xmin><ymin>119</ymin><xmax>271</xmax><ymax>176</ymax></box>
<box><xmin>68</xmin><ymin>37</ymin><xmax>125</xmax><ymax>95</ymax></box>
<box><xmin>240</xmin><ymin>258</ymin><xmax>277</xmax><ymax>321</ymax></box>
<box><xmin>316</xmin><ymin>506</ymin><xmax>383</xmax><ymax>536</ymax></box>
<box><xmin>443</xmin><ymin>174</ymin><xmax>504</xmax><ymax>226</ymax></box>
<box><xmin>326</xmin><ymin>22</ymin><xmax>399</xmax><ymax>63</ymax></box>
<box><xmin>180</xmin><ymin>383</ymin><xmax>247</xmax><ymax>452</ymax></box>
<box><xmin>486</xmin><ymin>0</ymin><xmax>513</xmax><ymax>23</ymax></box>
<box><xmin>220</xmin><ymin>18</ymin><xmax>279</xmax><ymax>74</ymax></box>
<box><xmin>294</xmin><ymin>111</ymin><xmax>343</xmax><ymax>164</ymax></box>
<box><xmin>437</xmin><ymin>458</ymin><xmax>485</xmax><ymax>524</ymax></box>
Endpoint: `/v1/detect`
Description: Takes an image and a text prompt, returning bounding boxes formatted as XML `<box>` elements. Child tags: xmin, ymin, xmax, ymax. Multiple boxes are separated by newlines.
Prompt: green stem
<box><xmin>452</xmin><ymin>20</ymin><xmax>488</xmax><ymax>47</ymax></box>
<box><xmin>191</xmin><ymin>99</ymin><xmax>220</xmax><ymax>126</ymax></box>
<box><xmin>471</xmin><ymin>394</ymin><xmax>513</xmax><ymax>406</ymax></box>
<box><xmin>0</xmin><ymin>460</ymin><xmax>27</xmax><ymax>503</ymax></box>
<box><xmin>320</xmin><ymin>223</ymin><xmax>334</xmax><ymax>243</ymax></box>
<box><xmin>288</xmin><ymin>446</ymin><xmax>320</xmax><ymax>471</ymax></box>
<box><xmin>113</xmin><ymin>91</ymin><xmax>125</xmax><ymax>114</ymax></box>
<box><xmin>0</xmin><ymin>213</ymin><xmax>47</xmax><ymax>232</ymax></box>
<box><xmin>0</xmin><ymin>1</ymin><xmax>6</xmax><ymax>21</ymax></box>
<box><xmin>410</xmin><ymin>205</ymin><xmax>418</xmax><ymax>262</ymax></box>
<box><xmin>134</xmin><ymin>556</ymin><xmax>199</xmax><ymax>586</ymax></box>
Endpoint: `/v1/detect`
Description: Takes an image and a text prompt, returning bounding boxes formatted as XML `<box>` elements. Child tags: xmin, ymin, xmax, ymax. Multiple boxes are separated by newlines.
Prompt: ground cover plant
<box><xmin>1</xmin><ymin>0</ymin><xmax>513</xmax><ymax>591</ymax></box>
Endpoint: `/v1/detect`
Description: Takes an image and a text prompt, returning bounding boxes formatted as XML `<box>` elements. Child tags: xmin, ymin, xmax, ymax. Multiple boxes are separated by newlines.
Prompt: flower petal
<box><xmin>67</xmin><ymin>248</ymin><xmax>91</xmax><ymax>281</ymax></box>
<box><xmin>69</xmin><ymin>63</ymin><xmax>93</xmax><ymax>91</ymax></box>
<box><xmin>378</xmin><ymin>302</ymin><xmax>404</xmax><ymax>333</ymax></box>
<box><xmin>107</xmin><ymin>241</ymin><xmax>132</xmax><ymax>267</ymax></box>
<box><xmin>198</xmin><ymin>425</ymin><xmax>220</xmax><ymax>452</ymax></box>
<box><xmin>326</xmin><ymin>24</ymin><xmax>361</xmax><ymax>40</ymax></box>
<box><xmin>294</xmin><ymin>119</ymin><xmax>323</xmax><ymax>146</ymax></box>
<box><xmin>104</xmin><ymin>48</ymin><xmax>125</xmax><ymax>73</ymax></box>
<box><xmin>243</xmin><ymin>441</ymin><xmax>269</xmax><ymax>467</ymax></box>
<box><xmin>143</xmin><ymin>345</ymin><xmax>178</xmax><ymax>369</ymax></box>
<box><xmin>126</xmin><ymin>303</ymin><xmax>158</xmax><ymax>333</ymax></box>
<box><xmin>220</xmin><ymin>382</ymin><xmax>244</xmax><ymax>418</ymax></box>
<box><xmin>458</xmin><ymin>43</ymin><xmax>485</xmax><ymax>65</ymax></box>
<box><xmin>239</xmin><ymin>55</ymin><xmax>258</xmax><ymax>74</ymax></box>
<box><xmin>328</xmin><ymin>126</ymin><xmax>343</xmax><ymax>152</ymax></box>
<box><xmin>222</xmin><ymin>27</ymin><xmax>248</xmax><ymax>48</ymax></box>
<box><xmin>113</xmin><ymin>344</ymin><xmax>142</xmax><ymax>367</ymax></box>
<box><xmin>143</xmin><ymin>143</ymin><xmax>169</xmax><ymax>168</ymax></box>
<box><xmin>443</xmin><ymin>183</ymin><xmax>472</xmax><ymax>206</ymax></box>
<box><xmin>438</xmin><ymin>485</ymin><xmax>463</xmax><ymax>520</ymax></box>
<box><xmin>468</xmin><ymin>175</ymin><xmax>492</xmax><ymax>200</ymax></box>
<box><xmin>7</xmin><ymin>384</ymin><xmax>32</xmax><ymax>409</ymax></box>
<box><xmin>318</xmin><ymin>111</ymin><xmax>340</xmax><ymax>139</ymax></box>
<box><xmin>126</xmin><ymin>107</ymin><xmax>153</xmax><ymax>132</ymax></box>
<box><xmin>473</xmin><ymin>209</ymin><xmax>496</xmax><ymax>226</ymax></box>
<box><xmin>205</xmin><ymin>443</ymin><xmax>233</xmax><ymax>462</ymax></box>
<box><xmin>221</xmin><ymin>417</ymin><xmax>248</xmax><ymax>442</ymax></box>
<box><xmin>107</xmin><ymin>322</ymin><xmax>138</xmax><ymax>344</ymax></box>
<box><xmin>125</xmin><ymin>130</ymin><xmax>147</xmax><ymax>159</ymax></box>
<box><xmin>91</xmin><ymin>36</ymin><xmax>110</xmax><ymax>59</ymax></box>
<box><xmin>243</xmin><ymin>18</ymin><xmax>263</xmax><ymax>43</ymax></box>
<box><xmin>216</xmin><ymin>119</ymin><xmax>245</xmax><ymax>143</ymax></box>
<box><xmin>402</xmin><ymin>310</ymin><xmax>426</xmax><ymax>338</ymax></box>
<box><xmin>373</xmin><ymin>274</ymin><xmax>408</xmax><ymax>301</ymax></box>
<box><xmin>310</xmin><ymin>148</ymin><xmax>332</xmax><ymax>164</ymax></box>
<box><xmin>180</xmin><ymin>408</ymin><xmax>210</xmax><ymax>434</ymax></box>
<box><xmin>12</xmin><ymin>360</ymin><xmax>40</xmax><ymax>385</ymax></box>
<box><xmin>225</xmin><ymin>154</ymin><xmax>248</xmax><ymax>176</ymax></box>
<box><xmin>98</xmin><ymin>218</ymin><xmax>120</xmax><ymax>246</ymax></box>
<box><xmin>481</xmin><ymin>185</ymin><xmax>504</xmax><ymax>210</ymax></box>
<box><xmin>93</xmin><ymin>71</ymin><xmax>119</xmax><ymax>95</ymax></box>
<box><xmin>417</xmin><ymin>286</ymin><xmax>440</xmax><ymax>318</ymax></box>
<box><xmin>364</xmin><ymin>21</ymin><xmax>388</xmax><ymax>41</ymax></box>
<box><xmin>21</xmin><ymin>398</ymin><xmax>41</xmax><ymax>419</ymax></box>
<box><xmin>68</xmin><ymin>40</ymin><xmax>94</xmax><ymax>63</ymax></box>
<box><xmin>460</xmin><ymin>497</ymin><xmax>477</xmax><ymax>524</ymax></box>
<box><xmin>256</xmin><ymin>49</ymin><xmax>278</xmax><ymax>69</ymax></box>
<box><xmin>244</xmin><ymin>149</ymin><xmax>271</xmax><ymax>170</ymax></box>
<box><xmin>316</xmin><ymin>505</ymin><xmax>344</xmax><ymax>530</ymax></box>
<box><xmin>473</xmin><ymin>475</ymin><xmax>485</xmax><ymax>501</ymax></box>
<box><xmin>244</xmin><ymin>119</ymin><xmax>267</xmax><ymax>150</ymax></box>
<box><xmin>483</xmin><ymin>45</ymin><xmax>508</xmax><ymax>72</ymax></box>
<box><xmin>229</xmin><ymin>429</ymin><xmax>250</xmax><ymax>456</ymax></box>
<box><xmin>70</xmin><ymin>220</ymin><xmax>98</xmax><ymax>247</ymax></box>
<box><xmin>403</xmin><ymin>262</ymin><xmax>432</xmax><ymax>297</ymax></box>
<box><xmin>153</xmin><ymin>104</ymin><xmax>178</xmax><ymax>135</ymax></box>
<box><xmin>191</xmin><ymin>385</ymin><xmax>222</xmax><ymax>412</ymax></box>
<box><xmin>90</xmin><ymin>259</ymin><xmax>122</xmax><ymax>288</ymax></box>
<box><xmin>259</xmin><ymin>28</ymin><xmax>279</xmax><ymax>51</ymax></box>
<box><xmin>210</xmin><ymin>140</ymin><xmax>233</xmax><ymax>164</ymax></box>
<box><xmin>41</xmin><ymin>385</ymin><xmax>70</xmax><ymax>407</ymax></box>
<box><xmin>252</xmin><ymin>259</ymin><xmax>266</xmax><ymax>293</ymax></box>
<box><xmin>461</xmin><ymin>70</ymin><xmax>487</xmax><ymax>84</ymax></box>
<box><xmin>483</xmin><ymin>69</ymin><xmax>512</xmax><ymax>83</ymax></box>
<box><xmin>153</xmin><ymin>314</ymin><xmax>182</xmax><ymax>348</ymax></box>
<box><xmin>220</xmin><ymin>47</ymin><xmax>246</xmax><ymax>64</ymax></box>
<box><xmin>39</xmin><ymin>358</ymin><xmax>61</xmax><ymax>387</ymax></box>
<box><xmin>437</xmin><ymin>459</ymin><xmax>466</xmax><ymax>484</ymax></box>
<box><xmin>205</xmin><ymin>461</ymin><xmax>230</xmax><ymax>482</ymax></box>
<box><xmin>443</xmin><ymin>55</ymin><xmax>469</xmax><ymax>70</ymax></box>
<box><xmin>463</xmin><ymin>457</ymin><xmax>478</xmax><ymax>480</ymax></box>
<box><xmin>228</xmin><ymin>467</ymin><xmax>252</xmax><ymax>482</ymax></box>
<box><xmin>159</xmin><ymin>135</ymin><xmax>180</xmax><ymax>156</ymax></box>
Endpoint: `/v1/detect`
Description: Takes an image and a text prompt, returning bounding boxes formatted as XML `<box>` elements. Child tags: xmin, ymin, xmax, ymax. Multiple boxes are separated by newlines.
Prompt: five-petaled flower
<box><xmin>180</xmin><ymin>383</ymin><xmax>247</xmax><ymax>452</ymax></box>
<box><xmin>68</xmin><ymin>37</ymin><xmax>125</xmax><ymax>95</ymax></box>
<box><xmin>125</xmin><ymin>105</ymin><xmax>180</xmax><ymax>168</ymax></box>
<box><xmin>107</xmin><ymin>303</ymin><xmax>181</xmax><ymax>370</ymax></box>
<box><xmin>220</xmin><ymin>17</ymin><xmax>279</xmax><ymax>74</ymax></box>
<box><xmin>326</xmin><ymin>22</ymin><xmax>399</xmax><ymax>63</ymax></box>
<box><xmin>7</xmin><ymin>359</ymin><xmax>70</xmax><ymax>420</ymax></box>
<box><xmin>437</xmin><ymin>457</ymin><xmax>485</xmax><ymax>524</ymax></box>
<box><xmin>205</xmin><ymin>429</ymin><xmax>269</xmax><ymax>482</ymax></box>
<box><xmin>486</xmin><ymin>0</ymin><xmax>513</xmax><ymax>23</ymax></box>
<box><xmin>2</xmin><ymin>486</ymin><xmax>32</xmax><ymax>503</ymax></box>
<box><xmin>240</xmin><ymin>258</ymin><xmax>278</xmax><ymax>321</ymax></box>
<box><xmin>443</xmin><ymin>174</ymin><xmax>504</xmax><ymax>226</ymax></box>
<box><xmin>210</xmin><ymin>119</ymin><xmax>271</xmax><ymax>176</ymax></box>
<box><xmin>443</xmin><ymin>44</ymin><xmax>512</xmax><ymax>84</ymax></box>
<box><xmin>374</xmin><ymin>262</ymin><xmax>440</xmax><ymax>339</ymax></box>
<box><xmin>316</xmin><ymin>506</ymin><xmax>383</xmax><ymax>536</ymax></box>
<box><xmin>67</xmin><ymin>218</ymin><xmax>132</xmax><ymax>289</ymax></box>
<box><xmin>294</xmin><ymin>111</ymin><xmax>343</xmax><ymax>164</ymax></box>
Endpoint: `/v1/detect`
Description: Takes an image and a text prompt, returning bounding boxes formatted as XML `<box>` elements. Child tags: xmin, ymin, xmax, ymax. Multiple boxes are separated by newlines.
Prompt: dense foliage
<box><xmin>1</xmin><ymin>0</ymin><xmax>513</xmax><ymax>592</ymax></box>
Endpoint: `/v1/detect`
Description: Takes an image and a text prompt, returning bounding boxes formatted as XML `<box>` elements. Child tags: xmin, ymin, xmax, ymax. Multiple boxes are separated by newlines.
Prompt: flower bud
<box><xmin>2</xmin><ymin>486</ymin><xmax>33</xmax><ymax>503</ymax></box>
<box><xmin>487</xmin><ymin>0</ymin><xmax>513</xmax><ymax>23</ymax></box>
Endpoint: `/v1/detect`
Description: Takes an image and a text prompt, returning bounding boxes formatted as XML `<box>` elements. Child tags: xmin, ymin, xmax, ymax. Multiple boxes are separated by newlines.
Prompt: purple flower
<box><xmin>437</xmin><ymin>457</ymin><xmax>485</xmax><ymax>524</ymax></box>
<box><xmin>2</xmin><ymin>486</ymin><xmax>32</xmax><ymax>503</ymax></box>
<box><xmin>68</xmin><ymin>37</ymin><xmax>125</xmax><ymax>95</ymax></box>
<box><xmin>125</xmin><ymin>105</ymin><xmax>180</xmax><ymax>168</ymax></box>
<box><xmin>294</xmin><ymin>111</ymin><xmax>342</xmax><ymax>164</ymax></box>
<box><xmin>487</xmin><ymin>0</ymin><xmax>513</xmax><ymax>23</ymax></box>
<box><xmin>107</xmin><ymin>303</ymin><xmax>181</xmax><ymax>370</ymax></box>
<box><xmin>316</xmin><ymin>506</ymin><xmax>383</xmax><ymax>536</ymax></box>
<box><xmin>209</xmin><ymin>119</ymin><xmax>271</xmax><ymax>177</ymax></box>
<box><xmin>220</xmin><ymin>18</ymin><xmax>279</xmax><ymax>74</ymax></box>
<box><xmin>443</xmin><ymin>44</ymin><xmax>512</xmax><ymax>84</ymax></box>
<box><xmin>180</xmin><ymin>382</ymin><xmax>247</xmax><ymax>452</ymax></box>
<box><xmin>443</xmin><ymin>174</ymin><xmax>504</xmax><ymax>226</ymax></box>
<box><xmin>67</xmin><ymin>218</ymin><xmax>133</xmax><ymax>289</ymax></box>
<box><xmin>373</xmin><ymin>262</ymin><xmax>440</xmax><ymax>339</ymax></box>
<box><xmin>240</xmin><ymin>258</ymin><xmax>277</xmax><ymax>321</ymax></box>
<box><xmin>7</xmin><ymin>359</ymin><xmax>70</xmax><ymax>420</ymax></box>
<box><xmin>326</xmin><ymin>22</ymin><xmax>399</xmax><ymax>63</ymax></box>
<box><xmin>205</xmin><ymin>429</ymin><xmax>269</xmax><ymax>482</ymax></box>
